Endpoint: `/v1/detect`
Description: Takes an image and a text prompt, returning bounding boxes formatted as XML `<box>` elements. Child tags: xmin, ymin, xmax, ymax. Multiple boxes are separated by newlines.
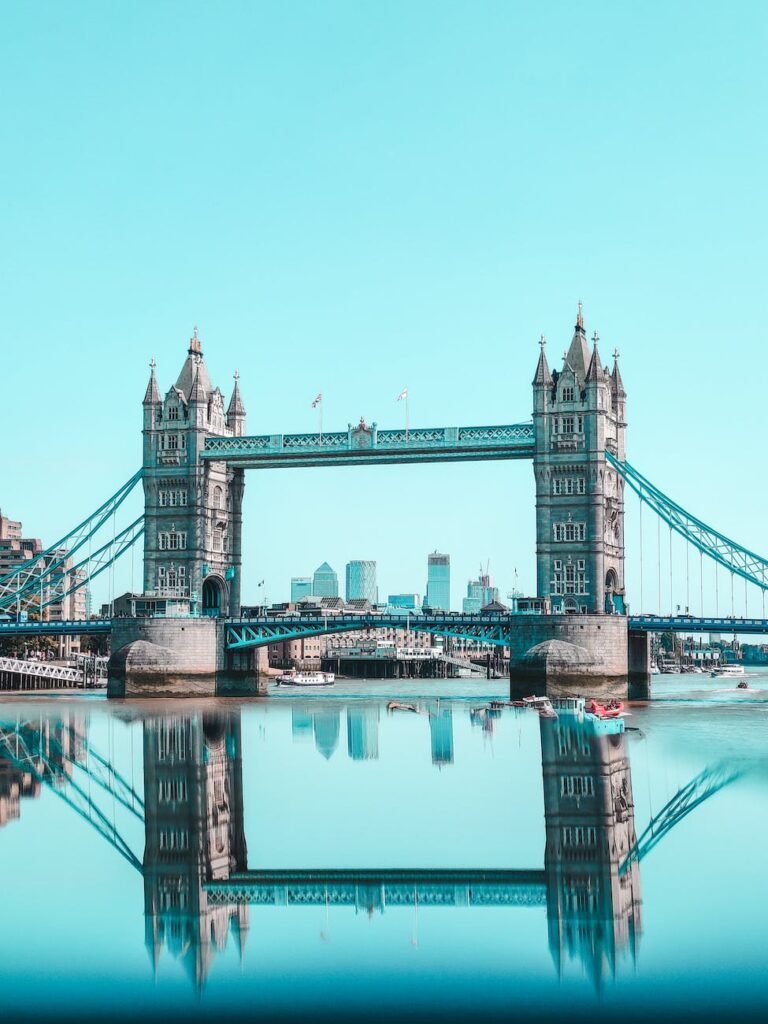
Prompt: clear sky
<box><xmin>1</xmin><ymin>1</ymin><xmax>767</xmax><ymax>612</ymax></box>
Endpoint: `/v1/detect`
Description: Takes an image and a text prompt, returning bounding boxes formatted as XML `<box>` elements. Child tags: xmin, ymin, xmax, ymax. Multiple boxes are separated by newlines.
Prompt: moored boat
<box><xmin>277</xmin><ymin>670</ymin><xmax>335</xmax><ymax>686</ymax></box>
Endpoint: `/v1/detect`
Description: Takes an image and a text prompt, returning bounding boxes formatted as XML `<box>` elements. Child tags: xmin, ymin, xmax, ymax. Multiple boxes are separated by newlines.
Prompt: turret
<box><xmin>226</xmin><ymin>371</ymin><xmax>246</xmax><ymax>435</ymax></box>
<box><xmin>142</xmin><ymin>358</ymin><xmax>162</xmax><ymax>430</ymax></box>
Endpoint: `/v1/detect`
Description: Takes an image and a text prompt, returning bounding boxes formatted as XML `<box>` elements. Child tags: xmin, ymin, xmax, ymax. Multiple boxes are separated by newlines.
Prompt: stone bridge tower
<box><xmin>142</xmin><ymin>330</ymin><xmax>246</xmax><ymax>617</ymax></box>
<box><xmin>532</xmin><ymin>306</ymin><xmax>627</xmax><ymax>615</ymax></box>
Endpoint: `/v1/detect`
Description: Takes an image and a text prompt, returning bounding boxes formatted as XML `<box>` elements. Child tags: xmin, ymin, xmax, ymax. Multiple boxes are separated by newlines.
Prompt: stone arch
<box><xmin>202</xmin><ymin>575</ymin><xmax>226</xmax><ymax>617</ymax></box>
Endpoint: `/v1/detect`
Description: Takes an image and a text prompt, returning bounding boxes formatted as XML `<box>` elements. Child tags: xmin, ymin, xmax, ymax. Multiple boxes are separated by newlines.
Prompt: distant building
<box><xmin>290</xmin><ymin>576</ymin><xmax>313</xmax><ymax>602</ymax></box>
<box><xmin>462</xmin><ymin>569</ymin><xmax>499</xmax><ymax>613</ymax></box>
<box><xmin>388</xmin><ymin>593</ymin><xmax>421</xmax><ymax>610</ymax></box>
<box><xmin>0</xmin><ymin>515</ymin><xmax>85</xmax><ymax>653</ymax></box>
<box><xmin>313</xmin><ymin>562</ymin><xmax>339</xmax><ymax>598</ymax></box>
<box><xmin>345</xmin><ymin>560</ymin><xmax>377</xmax><ymax>603</ymax></box>
<box><xmin>0</xmin><ymin>512</ymin><xmax>22</xmax><ymax>541</ymax></box>
<box><xmin>426</xmin><ymin>552</ymin><xmax>450</xmax><ymax>610</ymax></box>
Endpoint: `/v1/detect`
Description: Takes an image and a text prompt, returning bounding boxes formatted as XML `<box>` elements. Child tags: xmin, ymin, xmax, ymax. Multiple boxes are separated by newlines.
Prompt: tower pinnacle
<box><xmin>189</xmin><ymin>325</ymin><xmax>202</xmax><ymax>357</ymax></box>
<box><xmin>143</xmin><ymin>356</ymin><xmax>161</xmax><ymax>405</ymax></box>
<box><xmin>576</xmin><ymin>300</ymin><xmax>584</xmax><ymax>330</ymax></box>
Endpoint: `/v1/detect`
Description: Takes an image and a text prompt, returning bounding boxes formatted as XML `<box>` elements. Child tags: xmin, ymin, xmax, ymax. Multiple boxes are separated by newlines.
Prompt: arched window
<box><xmin>213</xmin><ymin>485</ymin><xmax>224</xmax><ymax>510</ymax></box>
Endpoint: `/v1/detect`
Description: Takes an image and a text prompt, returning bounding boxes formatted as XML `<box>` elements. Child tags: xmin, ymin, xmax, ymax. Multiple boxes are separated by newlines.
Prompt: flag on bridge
<box><xmin>311</xmin><ymin>393</ymin><xmax>322</xmax><ymax>408</ymax></box>
<box><xmin>397</xmin><ymin>388</ymin><xmax>408</xmax><ymax>401</ymax></box>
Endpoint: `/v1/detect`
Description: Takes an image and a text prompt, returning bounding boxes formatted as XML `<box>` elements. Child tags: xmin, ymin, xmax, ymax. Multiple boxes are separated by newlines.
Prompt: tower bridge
<box><xmin>3</xmin><ymin>305</ymin><xmax>768</xmax><ymax>695</ymax></box>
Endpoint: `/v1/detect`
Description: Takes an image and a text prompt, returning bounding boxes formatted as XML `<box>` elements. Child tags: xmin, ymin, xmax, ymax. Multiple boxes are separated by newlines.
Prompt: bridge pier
<box><xmin>507</xmin><ymin>614</ymin><xmax>629</xmax><ymax>700</ymax></box>
<box><xmin>107</xmin><ymin>617</ymin><xmax>267</xmax><ymax>698</ymax></box>
<box><xmin>627</xmin><ymin>628</ymin><xmax>652</xmax><ymax>700</ymax></box>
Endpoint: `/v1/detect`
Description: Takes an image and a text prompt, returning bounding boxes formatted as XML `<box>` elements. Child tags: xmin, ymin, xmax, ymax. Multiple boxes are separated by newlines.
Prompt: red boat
<box><xmin>585</xmin><ymin>698</ymin><xmax>624</xmax><ymax>719</ymax></box>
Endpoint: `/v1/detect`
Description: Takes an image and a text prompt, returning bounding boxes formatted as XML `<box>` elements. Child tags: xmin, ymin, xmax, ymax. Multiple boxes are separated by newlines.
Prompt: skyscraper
<box><xmin>313</xmin><ymin>562</ymin><xmax>339</xmax><ymax>598</ymax></box>
<box><xmin>462</xmin><ymin>568</ymin><xmax>499</xmax><ymax>613</ymax></box>
<box><xmin>426</xmin><ymin>552</ymin><xmax>450</xmax><ymax>611</ymax></box>
<box><xmin>291</xmin><ymin>577</ymin><xmax>313</xmax><ymax>602</ymax></box>
<box><xmin>345</xmin><ymin>560</ymin><xmax>377</xmax><ymax>603</ymax></box>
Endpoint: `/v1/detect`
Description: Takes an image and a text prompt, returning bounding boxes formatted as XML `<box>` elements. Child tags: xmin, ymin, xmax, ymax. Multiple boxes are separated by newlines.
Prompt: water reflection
<box><xmin>134</xmin><ymin>703</ymin><xmax>642</xmax><ymax>991</ymax></box>
<box><xmin>143</xmin><ymin>713</ymin><xmax>248</xmax><ymax>989</ymax></box>
<box><xmin>541</xmin><ymin>713</ymin><xmax>641</xmax><ymax>988</ymax></box>
<box><xmin>0</xmin><ymin>703</ymin><xmax>644</xmax><ymax>995</ymax></box>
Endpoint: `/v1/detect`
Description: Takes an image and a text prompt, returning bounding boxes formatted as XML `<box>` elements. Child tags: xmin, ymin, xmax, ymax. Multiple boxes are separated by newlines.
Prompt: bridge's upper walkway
<box><xmin>200</xmin><ymin>422</ymin><xmax>535</xmax><ymax>469</ymax></box>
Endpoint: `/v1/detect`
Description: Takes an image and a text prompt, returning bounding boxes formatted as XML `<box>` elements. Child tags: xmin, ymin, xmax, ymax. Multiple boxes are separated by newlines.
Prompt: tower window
<box><xmin>159</xmin><ymin>531</ymin><xmax>187</xmax><ymax>550</ymax></box>
<box><xmin>561</xmin><ymin>386</ymin><xmax>574</xmax><ymax>402</ymax></box>
<box><xmin>562</xmin><ymin>416</ymin><xmax>574</xmax><ymax>433</ymax></box>
<box><xmin>553</xmin><ymin>523</ymin><xmax>586</xmax><ymax>542</ymax></box>
<box><xmin>168</xmin><ymin>406</ymin><xmax>179</xmax><ymax>421</ymax></box>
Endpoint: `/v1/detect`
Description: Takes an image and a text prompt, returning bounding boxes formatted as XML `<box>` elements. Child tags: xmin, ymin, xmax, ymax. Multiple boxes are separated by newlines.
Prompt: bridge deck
<box><xmin>0</xmin><ymin>619</ymin><xmax>111</xmax><ymax>638</ymax></box>
<box><xmin>201</xmin><ymin>423</ymin><xmax>535</xmax><ymax>468</ymax></box>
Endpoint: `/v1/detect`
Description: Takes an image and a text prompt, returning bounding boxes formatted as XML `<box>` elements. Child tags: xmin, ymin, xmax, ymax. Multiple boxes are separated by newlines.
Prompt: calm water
<box><xmin>0</xmin><ymin>673</ymin><xmax>766</xmax><ymax>1023</ymax></box>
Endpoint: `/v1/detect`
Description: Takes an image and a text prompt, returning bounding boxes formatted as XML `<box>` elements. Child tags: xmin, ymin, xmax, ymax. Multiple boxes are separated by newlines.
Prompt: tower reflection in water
<box><xmin>139</xmin><ymin>704</ymin><xmax>641</xmax><ymax>991</ymax></box>
<box><xmin>143</xmin><ymin>713</ymin><xmax>249</xmax><ymax>989</ymax></box>
<box><xmin>541</xmin><ymin>710</ymin><xmax>641</xmax><ymax>987</ymax></box>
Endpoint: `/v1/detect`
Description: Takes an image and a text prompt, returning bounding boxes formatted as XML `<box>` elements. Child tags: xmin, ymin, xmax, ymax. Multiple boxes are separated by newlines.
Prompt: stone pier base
<box><xmin>508</xmin><ymin>614</ymin><xmax>629</xmax><ymax>700</ymax></box>
<box><xmin>107</xmin><ymin>617</ymin><xmax>267</xmax><ymax>698</ymax></box>
<box><xmin>627</xmin><ymin>628</ymin><xmax>652</xmax><ymax>700</ymax></box>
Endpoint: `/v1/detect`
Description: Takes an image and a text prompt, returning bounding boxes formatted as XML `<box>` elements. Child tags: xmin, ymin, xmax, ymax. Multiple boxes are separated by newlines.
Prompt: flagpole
<box><xmin>319</xmin><ymin>401</ymin><xmax>323</xmax><ymax>445</ymax></box>
<box><xmin>405</xmin><ymin>392</ymin><xmax>409</xmax><ymax>442</ymax></box>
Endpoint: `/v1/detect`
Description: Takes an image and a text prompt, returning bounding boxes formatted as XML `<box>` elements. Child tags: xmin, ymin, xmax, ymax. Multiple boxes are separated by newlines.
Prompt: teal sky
<box><xmin>1</xmin><ymin>1</ymin><xmax>767</xmax><ymax>611</ymax></box>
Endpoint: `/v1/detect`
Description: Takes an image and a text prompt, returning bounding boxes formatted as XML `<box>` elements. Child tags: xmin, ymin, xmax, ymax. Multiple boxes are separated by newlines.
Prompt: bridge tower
<box><xmin>142</xmin><ymin>331</ymin><xmax>246</xmax><ymax>617</ymax></box>
<box><xmin>532</xmin><ymin>306</ymin><xmax>627</xmax><ymax>615</ymax></box>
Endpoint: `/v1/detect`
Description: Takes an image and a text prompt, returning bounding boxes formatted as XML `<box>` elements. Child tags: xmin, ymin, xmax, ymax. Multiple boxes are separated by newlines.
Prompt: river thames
<box><xmin>0</xmin><ymin>675</ymin><xmax>766</xmax><ymax>1024</ymax></box>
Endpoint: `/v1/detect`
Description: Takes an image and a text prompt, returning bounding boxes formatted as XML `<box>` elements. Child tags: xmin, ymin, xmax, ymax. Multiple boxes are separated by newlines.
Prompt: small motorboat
<box><xmin>737</xmin><ymin>680</ymin><xmax>749</xmax><ymax>690</ymax></box>
<box><xmin>585</xmin><ymin>698</ymin><xmax>625</xmax><ymax>719</ymax></box>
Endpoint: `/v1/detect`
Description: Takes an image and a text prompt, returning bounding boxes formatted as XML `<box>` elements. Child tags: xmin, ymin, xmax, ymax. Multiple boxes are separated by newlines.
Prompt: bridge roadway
<box><xmin>2</xmin><ymin>614</ymin><xmax>768</xmax><ymax>644</ymax></box>
<box><xmin>224</xmin><ymin>612</ymin><xmax>768</xmax><ymax>648</ymax></box>
<box><xmin>203</xmin><ymin>868</ymin><xmax>547</xmax><ymax>908</ymax></box>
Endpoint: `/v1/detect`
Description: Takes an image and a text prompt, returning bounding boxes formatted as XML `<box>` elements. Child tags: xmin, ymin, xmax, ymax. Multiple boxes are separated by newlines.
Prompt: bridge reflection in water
<box><xmin>140</xmin><ymin>705</ymin><xmax>641</xmax><ymax>992</ymax></box>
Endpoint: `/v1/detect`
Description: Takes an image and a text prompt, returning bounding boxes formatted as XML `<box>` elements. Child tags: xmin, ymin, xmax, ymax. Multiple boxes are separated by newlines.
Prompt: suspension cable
<box><xmin>686</xmin><ymin>538</ymin><xmax>690</xmax><ymax>614</ymax></box>
<box><xmin>639</xmin><ymin>497</ymin><xmax>644</xmax><ymax>612</ymax></box>
<box><xmin>700</xmin><ymin>550</ymin><xmax>704</xmax><ymax>617</ymax></box>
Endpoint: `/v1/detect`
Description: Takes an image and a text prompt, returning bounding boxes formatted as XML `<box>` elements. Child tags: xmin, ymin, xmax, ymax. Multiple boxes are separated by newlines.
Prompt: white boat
<box><xmin>711</xmin><ymin>664</ymin><xmax>745</xmax><ymax>678</ymax></box>
<box><xmin>277</xmin><ymin>670</ymin><xmax>335</xmax><ymax>687</ymax></box>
